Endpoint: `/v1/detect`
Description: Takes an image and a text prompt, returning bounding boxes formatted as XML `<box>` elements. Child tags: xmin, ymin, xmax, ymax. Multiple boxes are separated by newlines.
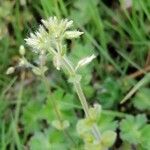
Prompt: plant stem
<box><xmin>74</xmin><ymin>82</ymin><xmax>101</xmax><ymax>140</ymax></box>
<box><xmin>73</xmin><ymin>82</ymin><xmax>89</xmax><ymax>117</ymax></box>
<box><xmin>61</xmin><ymin>56</ymin><xmax>101</xmax><ymax>141</ymax></box>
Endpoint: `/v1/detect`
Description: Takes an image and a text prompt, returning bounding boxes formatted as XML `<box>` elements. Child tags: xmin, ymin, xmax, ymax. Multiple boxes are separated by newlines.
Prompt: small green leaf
<box><xmin>140</xmin><ymin>125</ymin><xmax>150</xmax><ymax>149</ymax></box>
<box><xmin>76</xmin><ymin>119</ymin><xmax>91</xmax><ymax>137</ymax></box>
<box><xmin>100</xmin><ymin>130</ymin><xmax>116</xmax><ymax>148</ymax></box>
<box><xmin>29</xmin><ymin>132</ymin><xmax>51</xmax><ymax>150</ymax></box>
<box><xmin>120</xmin><ymin>114</ymin><xmax>147</xmax><ymax>145</ymax></box>
<box><xmin>98</xmin><ymin>114</ymin><xmax>118</xmax><ymax>133</ymax></box>
<box><xmin>133</xmin><ymin>88</ymin><xmax>150</xmax><ymax>111</ymax></box>
<box><xmin>89</xmin><ymin>104</ymin><xmax>102</xmax><ymax>122</ymax></box>
<box><xmin>98</xmin><ymin>77</ymin><xmax>121</xmax><ymax>109</ymax></box>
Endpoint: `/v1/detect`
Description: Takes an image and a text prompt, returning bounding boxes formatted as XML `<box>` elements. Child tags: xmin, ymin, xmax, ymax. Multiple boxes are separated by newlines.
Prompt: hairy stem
<box><xmin>61</xmin><ymin>55</ymin><xmax>101</xmax><ymax>141</ymax></box>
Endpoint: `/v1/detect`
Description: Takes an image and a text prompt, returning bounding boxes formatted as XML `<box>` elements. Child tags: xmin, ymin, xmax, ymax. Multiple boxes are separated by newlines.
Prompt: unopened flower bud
<box><xmin>6</xmin><ymin>67</ymin><xmax>15</xmax><ymax>75</ymax></box>
<box><xmin>65</xmin><ymin>31</ymin><xmax>84</xmax><ymax>39</ymax></box>
<box><xmin>19</xmin><ymin>45</ymin><xmax>26</xmax><ymax>56</ymax></box>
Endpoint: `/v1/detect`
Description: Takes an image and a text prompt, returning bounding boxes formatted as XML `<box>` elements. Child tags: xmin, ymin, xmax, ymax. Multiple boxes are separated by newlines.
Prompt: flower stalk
<box><xmin>23</xmin><ymin>16</ymin><xmax>117</xmax><ymax>148</ymax></box>
<box><xmin>61</xmin><ymin>55</ymin><xmax>101</xmax><ymax>141</ymax></box>
<box><xmin>7</xmin><ymin>17</ymin><xmax>117</xmax><ymax>149</ymax></box>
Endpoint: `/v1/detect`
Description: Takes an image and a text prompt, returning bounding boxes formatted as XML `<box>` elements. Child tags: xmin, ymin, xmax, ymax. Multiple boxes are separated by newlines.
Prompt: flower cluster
<box><xmin>25</xmin><ymin>17</ymin><xmax>83</xmax><ymax>55</ymax></box>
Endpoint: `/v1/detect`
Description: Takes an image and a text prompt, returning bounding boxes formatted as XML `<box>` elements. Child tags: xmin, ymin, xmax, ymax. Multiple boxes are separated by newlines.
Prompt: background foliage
<box><xmin>0</xmin><ymin>0</ymin><xmax>150</xmax><ymax>149</ymax></box>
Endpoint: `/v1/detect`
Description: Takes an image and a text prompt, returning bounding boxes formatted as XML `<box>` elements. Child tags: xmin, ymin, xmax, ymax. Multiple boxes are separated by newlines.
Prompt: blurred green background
<box><xmin>0</xmin><ymin>0</ymin><xmax>150</xmax><ymax>149</ymax></box>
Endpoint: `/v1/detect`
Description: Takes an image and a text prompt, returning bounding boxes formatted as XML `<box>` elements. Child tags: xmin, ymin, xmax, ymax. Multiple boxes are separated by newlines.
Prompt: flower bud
<box><xmin>19</xmin><ymin>45</ymin><xmax>26</xmax><ymax>56</ymax></box>
<box><xmin>6</xmin><ymin>67</ymin><xmax>15</xmax><ymax>75</ymax></box>
<box><xmin>65</xmin><ymin>31</ymin><xmax>84</xmax><ymax>39</ymax></box>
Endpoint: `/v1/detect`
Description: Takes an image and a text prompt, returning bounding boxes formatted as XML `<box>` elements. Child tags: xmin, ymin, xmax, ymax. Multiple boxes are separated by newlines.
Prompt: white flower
<box><xmin>41</xmin><ymin>17</ymin><xmax>73</xmax><ymax>34</ymax></box>
<box><xmin>25</xmin><ymin>25</ymin><xmax>49</xmax><ymax>53</ymax></box>
<box><xmin>75</xmin><ymin>54</ymin><xmax>96</xmax><ymax>70</ymax></box>
<box><xmin>25</xmin><ymin>17</ymin><xmax>83</xmax><ymax>54</ymax></box>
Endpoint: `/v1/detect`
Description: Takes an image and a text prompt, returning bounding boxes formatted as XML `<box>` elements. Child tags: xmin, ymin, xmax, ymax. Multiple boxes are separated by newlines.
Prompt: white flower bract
<box><xmin>75</xmin><ymin>54</ymin><xmax>96</xmax><ymax>71</ymax></box>
<box><xmin>6</xmin><ymin>67</ymin><xmax>15</xmax><ymax>75</ymax></box>
<box><xmin>65</xmin><ymin>30</ymin><xmax>84</xmax><ymax>39</ymax></box>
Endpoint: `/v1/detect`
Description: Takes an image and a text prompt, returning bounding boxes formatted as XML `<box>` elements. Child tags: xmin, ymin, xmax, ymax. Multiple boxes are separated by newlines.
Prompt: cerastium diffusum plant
<box><xmin>7</xmin><ymin>17</ymin><xmax>116</xmax><ymax>149</ymax></box>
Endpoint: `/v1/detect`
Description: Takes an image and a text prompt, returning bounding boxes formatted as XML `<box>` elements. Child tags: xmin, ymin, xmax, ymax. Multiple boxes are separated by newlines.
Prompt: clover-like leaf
<box><xmin>29</xmin><ymin>132</ymin><xmax>51</xmax><ymax>150</ymax></box>
<box><xmin>140</xmin><ymin>125</ymin><xmax>150</xmax><ymax>149</ymax></box>
<box><xmin>98</xmin><ymin>77</ymin><xmax>121</xmax><ymax>109</ymax></box>
<box><xmin>120</xmin><ymin>114</ymin><xmax>147</xmax><ymax>145</ymax></box>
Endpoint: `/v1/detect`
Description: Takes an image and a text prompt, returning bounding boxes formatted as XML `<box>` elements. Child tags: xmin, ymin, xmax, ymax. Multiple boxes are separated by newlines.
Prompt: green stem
<box><xmin>61</xmin><ymin>56</ymin><xmax>101</xmax><ymax>141</ymax></box>
<box><xmin>73</xmin><ymin>82</ymin><xmax>89</xmax><ymax>117</ymax></box>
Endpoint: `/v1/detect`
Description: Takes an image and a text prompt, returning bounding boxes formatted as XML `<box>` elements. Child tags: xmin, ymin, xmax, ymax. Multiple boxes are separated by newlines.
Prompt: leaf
<box><xmin>29</xmin><ymin>132</ymin><xmax>51</xmax><ymax>150</ymax></box>
<box><xmin>120</xmin><ymin>114</ymin><xmax>147</xmax><ymax>145</ymax></box>
<box><xmin>76</xmin><ymin>119</ymin><xmax>92</xmax><ymax>137</ymax></box>
<box><xmin>83</xmin><ymin>85</ymin><xmax>95</xmax><ymax>99</ymax></box>
<box><xmin>100</xmin><ymin>131</ymin><xmax>116</xmax><ymax>148</ymax></box>
<box><xmin>88</xmin><ymin>104</ymin><xmax>102</xmax><ymax>122</ymax></box>
<box><xmin>69</xmin><ymin>42</ymin><xmax>95</xmax><ymax>84</ymax></box>
<box><xmin>133</xmin><ymin>88</ymin><xmax>150</xmax><ymax>111</ymax></box>
<box><xmin>140</xmin><ymin>125</ymin><xmax>150</xmax><ymax>149</ymax></box>
<box><xmin>98</xmin><ymin>77</ymin><xmax>121</xmax><ymax>109</ymax></box>
<box><xmin>98</xmin><ymin>114</ymin><xmax>118</xmax><ymax>133</ymax></box>
<box><xmin>22</xmin><ymin>101</ymin><xmax>45</xmax><ymax>132</ymax></box>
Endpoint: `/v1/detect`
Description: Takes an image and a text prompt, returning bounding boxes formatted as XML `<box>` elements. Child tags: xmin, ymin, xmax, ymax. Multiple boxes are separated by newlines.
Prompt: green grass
<box><xmin>0</xmin><ymin>0</ymin><xmax>150</xmax><ymax>149</ymax></box>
